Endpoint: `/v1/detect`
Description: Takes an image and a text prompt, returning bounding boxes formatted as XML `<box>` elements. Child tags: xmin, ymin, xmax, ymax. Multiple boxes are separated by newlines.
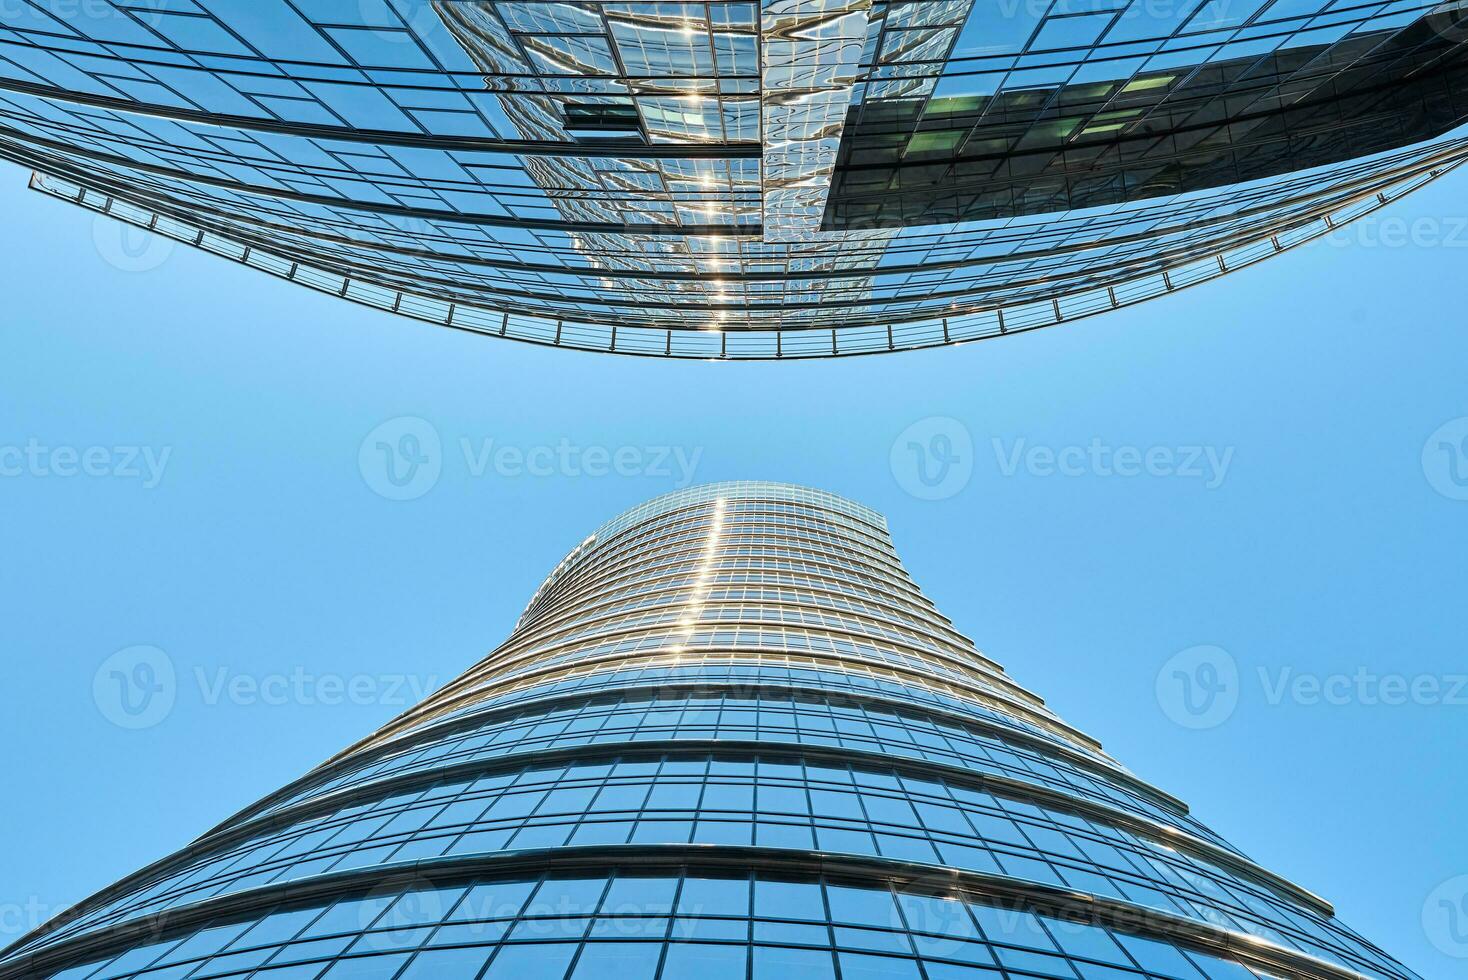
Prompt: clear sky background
<box><xmin>0</xmin><ymin>156</ymin><xmax>1463</xmax><ymax>978</ymax></box>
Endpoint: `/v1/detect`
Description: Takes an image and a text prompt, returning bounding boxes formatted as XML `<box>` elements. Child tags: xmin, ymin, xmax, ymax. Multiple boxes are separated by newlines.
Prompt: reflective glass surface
<box><xmin>35</xmin><ymin>869</ymin><xmax>1325</xmax><ymax>980</ymax></box>
<box><xmin>0</xmin><ymin>483</ymin><xmax>1420</xmax><ymax>980</ymax></box>
<box><xmin>3</xmin><ymin>3</ymin><xmax>1466</xmax><ymax>356</ymax></box>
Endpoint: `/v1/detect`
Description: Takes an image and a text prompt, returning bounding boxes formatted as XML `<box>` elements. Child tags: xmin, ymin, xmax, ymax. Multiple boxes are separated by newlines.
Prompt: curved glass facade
<box><xmin>3</xmin><ymin>1</ymin><xmax>1467</xmax><ymax>357</ymax></box>
<box><xmin>0</xmin><ymin>482</ymin><xmax>1420</xmax><ymax>980</ymax></box>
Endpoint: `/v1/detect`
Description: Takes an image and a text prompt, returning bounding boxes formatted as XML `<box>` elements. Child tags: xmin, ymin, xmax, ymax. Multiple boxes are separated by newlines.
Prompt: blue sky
<box><xmin>0</xmin><ymin>157</ymin><xmax>1464</xmax><ymax>978</ymax></box>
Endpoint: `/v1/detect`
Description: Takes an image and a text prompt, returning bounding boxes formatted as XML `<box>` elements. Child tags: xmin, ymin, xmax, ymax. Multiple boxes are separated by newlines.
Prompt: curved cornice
<box><xmin>22</xmin><ymin>151</ymin><xmax>1462</xmax><ymax>359</ymax></box>
<box><xmin>333</xmin><ymin>652</ymin><xmax>1107</xmax><ymax>768</ymax></box>
<box><xmin>212</xmin><ymin>679</ymin><xmax>1179</xmax><ymax>845</ymax></box>
<box><xmin>0</xmin><ymin>846</ymin><xmax>1392</xmax><ymax>980</ymax></box>
<box><xmin>179</xmin><ymin>741</ymin><xmax>1325</xmax><ymax>917</ymax></box>
<box><xmin>0</xmin><ymin>76</ymin><xmax>762</xmax><ymax>159</ymax></box>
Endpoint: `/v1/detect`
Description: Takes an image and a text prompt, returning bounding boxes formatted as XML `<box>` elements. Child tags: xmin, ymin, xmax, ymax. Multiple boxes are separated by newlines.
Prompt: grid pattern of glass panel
<box><xmin>240</xmin><ymin>686</ymin><xmax>1228</xmax><ymax>847</ymax></box>
<box><xmin>2</xmin><ymin>1</ymin><xmax>1465</xmax><ymax>356</ymax></box>
<box><xmin>36</xmin><ymin>753</ymin><xmax>1388</xmax><ymax>973</ymax></box>
<box><xmin>0</xmin><ymin>482</ymin><xmax>1420</xmax><ymax>980</ymax></box>
<box><xmin>829</xmin><ymin>0</ymin><xmax>1468</xmax><ymax>226</ymax></box>
<box><xmin>36</xmin><ymin>870</ymin><xmax>1341</xmax><ymax>980</ymax></box>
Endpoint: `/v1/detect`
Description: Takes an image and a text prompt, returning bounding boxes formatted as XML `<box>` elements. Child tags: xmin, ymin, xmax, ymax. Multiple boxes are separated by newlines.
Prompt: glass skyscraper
<box><xmin>0</xmin><ymin>482</ymin><xmax>1420</xmax><ymax>980</ymax></box>
<box><xmin>2</xmin><ymin>1</ymin><xmax>1467</xmax><ymax>356</ymax></box>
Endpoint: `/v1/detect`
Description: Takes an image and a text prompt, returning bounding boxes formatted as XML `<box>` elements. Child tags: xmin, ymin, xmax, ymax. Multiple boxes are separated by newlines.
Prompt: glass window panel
<box><xmin>480</xmin><ymin>943</ymin><xmax>579</xmax><ymax>979</ymax></box>
<box><xmin>452</xmin><ymin>886</ymin><xmax>540</xmax><ymax>921</ymax></box>
<box><xmin>826</xmin><ymin>885</ymin><xmax>899</xmax><ymax>928</ymax></box>
<box><xmin>754</xmin><ymin>880</ymin><xmax>824</xmax><ymax>921</ymax></box>
<box><xmin>837</xmin><ymin>951</ymin><xmax>923</xmax><ymax>980</ymax></box>
<box><xmin>233</xmin><ymin>909</ymin><xmax>325</xmax><ymax>949</ymax></box>
<box><xmin>316</xmin><ymin>953</ymin><xmax>412</xmax><ymax>979</ymax></box>
<box><xmin>568</xmin><ymin>942</ymin><xmax>663</xmax><ymax>980</ymax></box>
<box><xmin>603</xmin><ymin>877</ymin><xmax>679</xmax><ymax>915</ymax></box>
<box><xmin>678</xmin><ymin>877</ymin><xmax>750</xmax><ymax>917</ymax></box>
<box><xmin>659</xmin><ymin>943</ymin><xmax>748</xmax><ymax>980</ymax></box>
<box><xmin>396</xmin><ymin>946</ymin><xmax>494</xmax><ymax>980</ymax></box>
<box><xmin>751</xmin><ymin>946</ymin><xmax>836</xmax><ymax>980</ymax></box>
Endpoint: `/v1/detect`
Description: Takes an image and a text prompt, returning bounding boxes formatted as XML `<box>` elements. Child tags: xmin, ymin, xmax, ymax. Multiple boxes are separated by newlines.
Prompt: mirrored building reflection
<box><xmin>1</xmin><ymin>0</ymin><xmax>1465</xmax><ymax>356</ymax></box>
<box><xmin>0</xmin><ymin>483</ymin><xmax>1423</xmax><ymax>980</ymax></box>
